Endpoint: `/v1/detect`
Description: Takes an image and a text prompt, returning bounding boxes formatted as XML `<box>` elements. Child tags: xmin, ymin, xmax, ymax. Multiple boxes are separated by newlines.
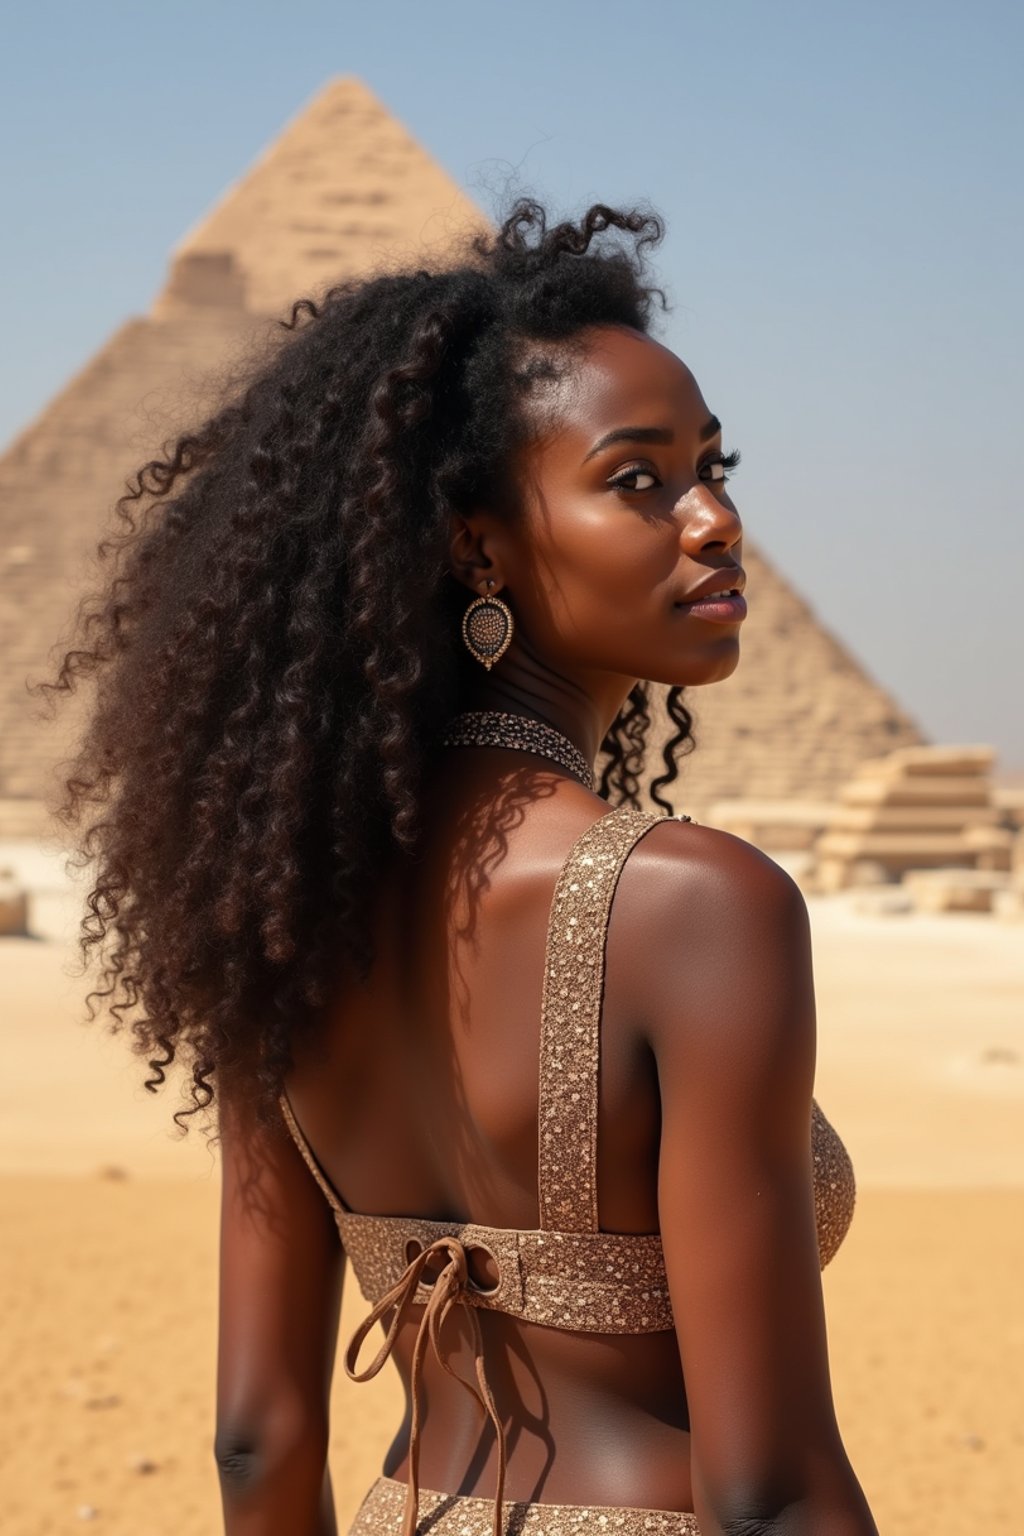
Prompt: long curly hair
<box><xmin>35</xmin><ymin>196</ymin><xmax>697</xmax><ymax>1134</ymax></box>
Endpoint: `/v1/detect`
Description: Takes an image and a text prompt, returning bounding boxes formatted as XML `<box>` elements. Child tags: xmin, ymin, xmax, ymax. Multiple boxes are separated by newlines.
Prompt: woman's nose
<box><xmin>677</xmin><ymin>485</ymin><xmax>743</xmax><ymax>553</ymax></box>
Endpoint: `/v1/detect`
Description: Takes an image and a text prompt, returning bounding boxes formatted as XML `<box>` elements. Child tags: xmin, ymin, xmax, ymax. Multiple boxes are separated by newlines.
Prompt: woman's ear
<box><xmin>448</xmin><ymin>511</ymin><xmax>504</xmax><ymax>595</ymax></box>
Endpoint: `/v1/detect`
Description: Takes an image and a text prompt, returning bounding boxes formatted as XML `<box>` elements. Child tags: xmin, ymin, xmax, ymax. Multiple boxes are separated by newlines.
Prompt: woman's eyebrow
<box><xmin>582</xmin><ymin>415</ymin><xmax>721</xmax><ymax>463</ymax></box>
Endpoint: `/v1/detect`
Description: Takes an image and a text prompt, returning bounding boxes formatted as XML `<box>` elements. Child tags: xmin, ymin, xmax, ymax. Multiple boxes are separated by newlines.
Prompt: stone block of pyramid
<box><xmin>812</xmin><ymin>743</ymin><xmax>1006</xmax><ymax>892</ymax></box>
<box><xmin>901</xmin><ymin>867</ymin><xmax>1010</xmax><ymax>914</ymax></box>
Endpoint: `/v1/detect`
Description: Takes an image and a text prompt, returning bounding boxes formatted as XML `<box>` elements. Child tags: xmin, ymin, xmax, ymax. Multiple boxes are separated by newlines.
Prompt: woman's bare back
<box><xmin>283</xmin><ymin>755</ymin><xmax>699</xmax><ymax>1509</ymax></box>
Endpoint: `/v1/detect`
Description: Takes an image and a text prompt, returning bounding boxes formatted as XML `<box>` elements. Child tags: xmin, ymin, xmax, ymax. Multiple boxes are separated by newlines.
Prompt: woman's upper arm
<box><xmin>215</xmin><ymin>1093</ymin><xmax>346</xmax><ymax>1456</ymax></box>
<box><xmin>643</xmin><ymin>825</ymin><xmax>875</xmax><ymax>1533</ymax></box>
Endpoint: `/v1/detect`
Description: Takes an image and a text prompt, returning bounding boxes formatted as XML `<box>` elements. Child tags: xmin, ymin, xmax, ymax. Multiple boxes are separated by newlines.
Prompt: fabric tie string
<box><xmin>344</xmin><ymin>1235</ymin><xmax>508</xmax><ymax>1536</ymax></box>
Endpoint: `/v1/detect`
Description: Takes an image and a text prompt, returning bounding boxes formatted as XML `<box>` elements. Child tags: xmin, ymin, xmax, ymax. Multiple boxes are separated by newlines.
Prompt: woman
<box><xmin>46</xmin><ymin>198</ymin><xmax>877</xmax><ymax>1535</ymax></box>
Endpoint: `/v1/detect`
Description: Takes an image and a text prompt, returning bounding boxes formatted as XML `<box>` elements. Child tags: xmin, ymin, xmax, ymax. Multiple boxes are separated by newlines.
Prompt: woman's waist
<box><xmin>388</xmin><ymin>1303</ymin><xmax>688</xmax><ymax>1405</ymax></box>
<box><xmin>343</xmin><ymin>1231</ymin><xmax>693</xmax><ymax>1533</ymax></box>
<box><xmin>385</xmin><ymin>1316</ymin><xmax>693</xmax><ymax>1505</ymax></box>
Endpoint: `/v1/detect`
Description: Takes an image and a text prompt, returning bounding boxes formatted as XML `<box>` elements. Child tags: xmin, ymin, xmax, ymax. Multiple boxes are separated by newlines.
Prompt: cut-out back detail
<box><xmin>277</xmin><ymin>803</ymin><xmax>857</xmax><ymax>1536</ymax></box>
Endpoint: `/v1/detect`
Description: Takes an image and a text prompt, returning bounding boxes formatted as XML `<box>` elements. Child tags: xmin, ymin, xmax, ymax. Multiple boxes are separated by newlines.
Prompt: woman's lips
<box><xmin>673</xmin><ymin>593</ymin><xmax>748</xmax><ymax>623</ymax></box>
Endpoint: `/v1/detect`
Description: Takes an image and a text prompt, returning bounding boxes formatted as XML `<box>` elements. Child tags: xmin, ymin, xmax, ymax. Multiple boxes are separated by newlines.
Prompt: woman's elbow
<box><xmin>213</xmin><ymin>1430</ymin><xmax>263</xmax><ymax>1492</ymax></box>
<box><xmin>214</xmin><ymin>1410</ymin><xmax>329</xmax><ymax>1493</ymax></box>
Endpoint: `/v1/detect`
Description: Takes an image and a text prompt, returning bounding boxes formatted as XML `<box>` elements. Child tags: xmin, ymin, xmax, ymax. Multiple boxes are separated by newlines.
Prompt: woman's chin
<box><xmin>650</xmin><ymin>642</ymin><xmax>743</xmax><ymax>690</ymax></box>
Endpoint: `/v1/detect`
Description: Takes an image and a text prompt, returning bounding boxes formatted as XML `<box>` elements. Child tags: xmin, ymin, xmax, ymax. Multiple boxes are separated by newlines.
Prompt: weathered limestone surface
<box><xmin>704</xmin><ymin>798</ymin><xmax>836</xmax><ymax>850</ymax></box>
<box><xmin>901</xmin><ymin>868</ymin><xmax>1010</xmax><ymax>914</ymax></box>
<box><xmin>812</xmin><ymin>744</ymin><xmax>1010</xmax><ymax>893</ymax></box>
<box><xmin>153</xmin><ymin>76</ymin><xmax>487</xmax><ymax>323</ymax></box>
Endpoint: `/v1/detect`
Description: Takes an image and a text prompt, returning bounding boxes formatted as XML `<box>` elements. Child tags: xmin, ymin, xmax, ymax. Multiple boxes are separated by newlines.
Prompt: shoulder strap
<box><xmin>278</xmin><ymin>1086</ymin><xmax>350</xmax><ymax>1219</ymax></box>
<box><xmin>537</xmin><ymin>804</ymin><xmax>695</xmax><ymax>1232</ymax></box>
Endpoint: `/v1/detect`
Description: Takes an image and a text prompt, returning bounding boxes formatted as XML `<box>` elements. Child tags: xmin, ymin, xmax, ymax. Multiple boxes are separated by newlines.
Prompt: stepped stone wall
<box><xmin>0</xmin><ymin>75</ymin><xmax>926</xmax><ymax>839</ymax></box>
<box><xmin>810</xmin><ymin>745</ymin><xmax>1010</xmax><ymax>893</ymax></box>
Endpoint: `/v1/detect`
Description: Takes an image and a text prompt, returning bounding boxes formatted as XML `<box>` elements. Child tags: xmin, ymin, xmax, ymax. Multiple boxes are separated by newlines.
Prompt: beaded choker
<box><xmin>439</xmin><ymin>709</ymin><xmax>595</xmax><ymax>792</ymax></box>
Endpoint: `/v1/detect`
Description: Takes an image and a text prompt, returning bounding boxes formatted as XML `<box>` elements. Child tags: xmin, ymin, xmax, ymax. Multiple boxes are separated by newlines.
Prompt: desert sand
<box><xmin>3</xmin><ymin>857</ymin><xmax>1023</xmax><ymax>1535</ymax></box>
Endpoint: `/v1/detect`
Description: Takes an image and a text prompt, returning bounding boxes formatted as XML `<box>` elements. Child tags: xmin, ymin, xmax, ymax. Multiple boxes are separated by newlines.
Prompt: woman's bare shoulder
<box><xmin>623</xmin><ymin>816</ymin><xmax>806</xmax><ymax>932</ymax></box>
<box><xmin>614</xmin><ymin>817</ymin><xmax>813</xmax><ymax>1058</ymax></box>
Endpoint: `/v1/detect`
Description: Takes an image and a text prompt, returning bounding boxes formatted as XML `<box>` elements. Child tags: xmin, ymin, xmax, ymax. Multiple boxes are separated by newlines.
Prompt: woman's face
<box><xmin>502</xmin><ymin>322</ymin><xmax>746</xmax><ymax>692</ymax></box>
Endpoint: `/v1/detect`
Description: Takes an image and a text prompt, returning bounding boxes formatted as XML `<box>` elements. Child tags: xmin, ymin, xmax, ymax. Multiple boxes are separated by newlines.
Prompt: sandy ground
<box><xmin>3</xmin><ymin>844</ymin><xmax>1023</xmax><ymax>1534</ymax></box>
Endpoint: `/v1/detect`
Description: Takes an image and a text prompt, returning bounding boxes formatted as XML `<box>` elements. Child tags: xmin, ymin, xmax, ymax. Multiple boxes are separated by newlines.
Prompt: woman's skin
<box><xmin>215</xmin><ymin>324</ymin><xmax>878</xmax><ymax>1535</ymax></box>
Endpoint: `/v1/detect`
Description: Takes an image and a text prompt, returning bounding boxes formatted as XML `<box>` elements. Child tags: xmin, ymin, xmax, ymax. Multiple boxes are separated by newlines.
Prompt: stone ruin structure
<box><xmin>807</xmin><ymin>744</ymin><xmax>1023</xmax><ymax>917</ymax></box>
<box><xmin>0</xmin><ymin>74</ymin><xmax>926</xmax><ymax>851</ymax></box>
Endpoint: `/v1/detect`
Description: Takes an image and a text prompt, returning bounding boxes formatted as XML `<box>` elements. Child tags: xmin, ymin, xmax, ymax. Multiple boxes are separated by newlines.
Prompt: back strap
<box><xmin>278</xmin><ymin>1087</ymin><xmax>349</xmax><ymax>1219</ymax></box>
<box><xmin>537</xmin><ymin>805</ymin><xmax>693</xmax><ymax>1232</ymax></box>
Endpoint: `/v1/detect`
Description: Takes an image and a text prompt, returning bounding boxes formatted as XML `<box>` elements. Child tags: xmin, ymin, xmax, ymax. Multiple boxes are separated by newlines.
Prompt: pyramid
<box><xmin>0</xmin><ymin>77</ymin><xmax>924</xmax><ymax>837</ymax></box>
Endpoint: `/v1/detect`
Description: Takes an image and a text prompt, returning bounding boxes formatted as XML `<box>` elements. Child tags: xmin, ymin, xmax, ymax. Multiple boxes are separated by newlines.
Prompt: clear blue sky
<box><xmin>3</xmin><ymin>1</ymin><xmax>1022</xmax><ymax>770</ymax></box>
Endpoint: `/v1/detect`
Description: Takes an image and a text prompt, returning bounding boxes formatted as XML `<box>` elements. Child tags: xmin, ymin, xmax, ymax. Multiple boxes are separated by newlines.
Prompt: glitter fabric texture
<box><xmin>348</xmin><ymin>1476</ymin><xmax>702</xmax><ymax>1536</ymax></box>
<box><xmin>810</xmin><ymin>1097</ymin><xmax>856</xmax><ymax>1265</ymax></box>
<box><xmin>333</xmin><ymin>1212</ymin><xmax>673</xmax><ymax>1332</ymax></box>
<box><xmin>538</xmin><ymin>807</ymin><xmax>677</xmax><ymax>1230</ymax></box>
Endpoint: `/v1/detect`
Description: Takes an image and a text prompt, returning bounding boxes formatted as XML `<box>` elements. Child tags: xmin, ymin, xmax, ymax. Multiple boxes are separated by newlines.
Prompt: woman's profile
<box><xmin>43</xmin><ymin>197</ymin><xmax>878</xmax><ymax>1536</ymax></box>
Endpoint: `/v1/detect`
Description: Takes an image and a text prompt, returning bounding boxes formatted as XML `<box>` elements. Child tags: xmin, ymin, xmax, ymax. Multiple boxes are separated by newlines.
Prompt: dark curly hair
<box><xmin>34</xmin><ymin>196</ymin><xmax>697</xmax><ymax>1135</ymax></box>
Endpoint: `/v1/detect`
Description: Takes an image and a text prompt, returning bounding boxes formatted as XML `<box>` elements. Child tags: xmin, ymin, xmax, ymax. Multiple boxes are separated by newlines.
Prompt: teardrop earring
<box><xmin>461</xmin><ymin>579</ymin><xmax>514</xmax><ymax>670</ymax></box>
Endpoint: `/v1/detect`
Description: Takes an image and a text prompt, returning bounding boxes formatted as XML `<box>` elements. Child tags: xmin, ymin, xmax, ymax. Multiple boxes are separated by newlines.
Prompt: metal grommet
<box><xmin>464</xmin><ymin>1240</ymin><xmax>502</xmax><ymax>1296</ymax></box>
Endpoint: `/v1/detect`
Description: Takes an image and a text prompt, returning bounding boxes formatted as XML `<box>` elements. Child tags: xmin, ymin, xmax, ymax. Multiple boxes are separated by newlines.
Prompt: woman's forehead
<box><xmin>539</xmin><ymin>326</ymin><xmax>707</xmax><ymax>451</ymax></box>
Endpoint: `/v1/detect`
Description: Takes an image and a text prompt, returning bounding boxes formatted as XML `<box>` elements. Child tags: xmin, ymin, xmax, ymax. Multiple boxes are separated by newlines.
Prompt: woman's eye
<box><xmin>608</xmin><ymin>465</ymin><xmax>660</xmax><ymax>492</ymax></box>
<box><xmin>699</xmin><ymin>449</ymin><xmax>742</xmax><ymax>484</ymax></box>
<box><xmin>609</xmin><ymin>449</ymin><xmax>742</xmax><ymax>495</ymax></box>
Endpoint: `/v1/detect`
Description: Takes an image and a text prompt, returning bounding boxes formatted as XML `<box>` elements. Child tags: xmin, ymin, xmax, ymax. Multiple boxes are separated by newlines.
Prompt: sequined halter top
<box><xmin>278</xmin><ymin>803</ymin><xmax>857</xmax><ymax>1536</ymax></box>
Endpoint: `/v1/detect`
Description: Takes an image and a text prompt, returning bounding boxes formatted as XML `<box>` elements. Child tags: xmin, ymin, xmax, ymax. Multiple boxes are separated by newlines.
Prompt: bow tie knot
<box><xmin>345</xmin><ymin>1235</ymin><xmax>508</xmax><ymax>1536</ymax></box>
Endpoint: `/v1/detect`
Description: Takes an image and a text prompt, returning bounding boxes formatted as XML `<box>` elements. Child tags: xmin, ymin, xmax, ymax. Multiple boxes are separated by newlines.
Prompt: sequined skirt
<box><xmin>348</xmin><ymin>1475</ymin><xmax>702</xmax><ymax>1536</ymax></box>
